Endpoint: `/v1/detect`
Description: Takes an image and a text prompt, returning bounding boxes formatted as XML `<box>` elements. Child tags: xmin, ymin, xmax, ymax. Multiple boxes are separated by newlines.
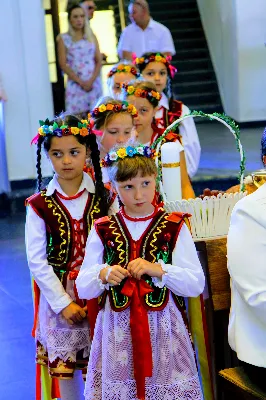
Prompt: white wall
<box><xmin>197</xmin><ymin>0</ymin><xmax>266</xmax><ymax>122</ymax></box>
<box><xmin>0</xmin><ymin>0</ymin><xmax>53</xmax><ymax>181</ymax></box>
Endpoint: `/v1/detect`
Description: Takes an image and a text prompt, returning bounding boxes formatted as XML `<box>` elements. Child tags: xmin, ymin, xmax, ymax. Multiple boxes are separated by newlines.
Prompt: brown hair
<box><xmin>92</xmin><ymin>96</ymin><xmax>135</xmax><ymax>130</ymax></box>
<box><xmin>108</xmin><ymin>151</ymin><xmax>157</xmax><ymax>183</ymax></box>
<box><xmin>121</xmin><ymin>80</ymin><xmax>160</xmax><ymax>108</ymax></box>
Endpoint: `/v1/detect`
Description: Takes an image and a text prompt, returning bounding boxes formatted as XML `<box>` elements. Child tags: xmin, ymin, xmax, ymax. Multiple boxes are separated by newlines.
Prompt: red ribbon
<box><xmin>121</xmin><ymin>278</ymin><xmax>154</xmax><ymax>400</ymax></box>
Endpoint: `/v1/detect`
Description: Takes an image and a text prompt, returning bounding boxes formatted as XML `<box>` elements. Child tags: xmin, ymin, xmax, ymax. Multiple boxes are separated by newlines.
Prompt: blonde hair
<box><xmin>121</xmin><ymin>79</ymin><xmax>160</xmax><ymax>108</ymax></box>
<box><xmin>107</xmin><ymin>61</ymin><xmax>140</xmax><ymax>97</ymax></box>
<box><xmin>68</xmin><ymin>5</ymin><xmax>95</xmax><ymax>43</ymax></box>
<box><xmin>92</xmin><ymin>96</ymin><xmax>135</xmax><ymax>130</ymax></box>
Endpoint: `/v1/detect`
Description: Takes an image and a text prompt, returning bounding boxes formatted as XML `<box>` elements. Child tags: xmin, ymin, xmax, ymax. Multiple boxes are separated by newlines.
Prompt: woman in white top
<box><xmin>227</xmin><ymin>127</ymin><xmax>266</xmax><ymax>391</ymax></box>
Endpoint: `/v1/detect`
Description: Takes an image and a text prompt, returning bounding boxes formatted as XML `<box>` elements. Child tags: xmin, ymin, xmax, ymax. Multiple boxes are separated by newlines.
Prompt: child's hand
<box><xmin>100</xmin><ymin>265</ymin><xmax>130</xmax><ymax>286</ymax></box>
<box><xmin>128</xmin><ymin>258</ymin><xmax>164</xmax><ymax>280</ymax></box>
<box><xmin>61</xmin><ymin>302</ymin><xmax>87</xmax><ymax>325</ymax></box>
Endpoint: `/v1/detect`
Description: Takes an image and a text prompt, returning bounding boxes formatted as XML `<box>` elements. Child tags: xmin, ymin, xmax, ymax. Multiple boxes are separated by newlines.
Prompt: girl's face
<box><xmin>115</xmin><ymin>173</ymin><xmax>156</xmax><ymax>217</ymax></box>
<box><xmin>109</xmin><ymin>72</ymin><xmax>136</xmax><ymax>98</ymax></box>
<box><xmin>127</xmin><ymin>95</ymin><xmax>156</xmax><ymax>135</ymax></box>
<box><xmin>100</xmin><ymin>113</ymin><xmax>134</xmax><ymax>156</ymax></box>
<box><xmin>142</xmin><ymin>62</ymin><xmax>168</xmax><ymax>93</ymax></box>
<box><xmin>69</xmin><ymin>7</ymin><xmax>86</xmax><ymax>30</ymax></box>
<box><xmin>47</xmin><ymin>135</ymin><xmax>86</xmax><ymax>181</ymax></box>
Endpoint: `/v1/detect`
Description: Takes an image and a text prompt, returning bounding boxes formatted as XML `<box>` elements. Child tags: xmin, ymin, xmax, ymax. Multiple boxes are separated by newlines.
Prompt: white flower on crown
<box><xmin>136</xmin><ymin>146</ymin><xmax>144</xmax><ymax>155</ymax></box>
<box><xmin>49</xmin><ymin>126</ymin><xmax>54</xmax><ymax>133</ymax></box>
<box><xmin>109</xmin><ymin>152</ymin><xmax>118</xmax><ymax>161</ymax></box>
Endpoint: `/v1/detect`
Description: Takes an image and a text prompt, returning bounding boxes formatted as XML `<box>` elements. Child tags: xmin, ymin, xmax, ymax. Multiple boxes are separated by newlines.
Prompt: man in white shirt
<box><xmin>117</xmin><ymin>0</ymin><xmax>175</xmax><ymax>60</ymax></box>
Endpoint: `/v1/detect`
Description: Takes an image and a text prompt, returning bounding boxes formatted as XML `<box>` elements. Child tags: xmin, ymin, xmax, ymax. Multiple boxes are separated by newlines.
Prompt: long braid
<box><xmin>166</xmin><ymin>75</ymin><xmax>174</xmax><ymax>111</ymax></box>
<box><xmin>88</xmin><ymin>134</ymin><xmax>110</xmax><ymax>215</ymax></box>
<box><xmin>36</xmin><ymin>136</ymin><xmax>44</xmax><ymax>192</ymax></box>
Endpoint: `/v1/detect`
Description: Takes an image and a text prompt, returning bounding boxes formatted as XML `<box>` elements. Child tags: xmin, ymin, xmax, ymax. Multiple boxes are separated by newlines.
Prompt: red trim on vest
<box><xmin>27</xmin><ymin>203</ymin><xmax>44</xmax><ymax>220</ymax></box>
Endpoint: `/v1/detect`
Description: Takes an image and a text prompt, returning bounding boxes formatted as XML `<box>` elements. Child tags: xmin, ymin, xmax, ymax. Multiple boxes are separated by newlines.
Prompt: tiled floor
<box><xmin>0</xmin><ymin>213</ymin><xmax>35</xmax><ymax>400</ymax></box>
<box><xmin>0</xmin><ymin>121</ymin><xmax>265</xmax><ymax>399</ymax></box>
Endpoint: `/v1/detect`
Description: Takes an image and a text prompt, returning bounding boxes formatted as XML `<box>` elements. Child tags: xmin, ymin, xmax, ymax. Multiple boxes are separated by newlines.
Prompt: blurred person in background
<box><xmin>80</xmin><ymin>0</ymin><xmax>96</xmax><ymax>20</ymax></box>
<box><xmin>57</xmin><ymin>4</ymin><xmax>102</xmax><ymax>116</ymax></box>
<box><xmin>117</xmin><ymin>0</ymin><xmax>175</xmax><ymax>61</ymax></box>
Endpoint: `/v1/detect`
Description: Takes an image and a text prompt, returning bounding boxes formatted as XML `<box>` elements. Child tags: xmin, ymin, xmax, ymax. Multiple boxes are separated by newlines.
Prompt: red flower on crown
<box><xmin>113</xmin><ymin>104</ymin><xmax>122</xmax><ymax>112</ymax></box>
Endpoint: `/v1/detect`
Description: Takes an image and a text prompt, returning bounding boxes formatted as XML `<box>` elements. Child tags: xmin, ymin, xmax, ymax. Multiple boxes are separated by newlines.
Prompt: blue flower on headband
<box><xmin>144</xmin><ymin>146</ymin><xmax>152</xmax><ymax>157</ymax></box>
<box><xmin>42</xmin><ymin>125</ymin><xmax>50</xmax><ymax>134</ymax></box>
<box><xmin>54</xmin><ymin>128</ymin><xmax>63</xmax><ymax>137</ymax></box>
<box><xmin>126</xmin><ymin>146</ymin><xmax>136</xmax><ymax>157</ymax></box>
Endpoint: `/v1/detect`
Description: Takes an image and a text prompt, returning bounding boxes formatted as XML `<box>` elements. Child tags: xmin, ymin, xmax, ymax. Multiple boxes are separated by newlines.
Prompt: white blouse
<box><xmin>77</xmin><ymin>215</ymin><xmax>205</xmax><ymax>300</ymax></box>
<box><xmin>25</xmin><ymin>172</ymin><xmax>118</xmax><ymax>314</ymax></box>
<box><xmin>156</xmin><ymin>93</ymin><xmax>201</xmax><ymax>178</ymax></box>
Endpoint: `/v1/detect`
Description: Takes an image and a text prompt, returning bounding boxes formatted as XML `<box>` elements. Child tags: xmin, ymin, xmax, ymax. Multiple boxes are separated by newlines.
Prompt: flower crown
<box><xmin>31</xmin><ymin>118</ymin><xmax>90</xmax><ymax>144</ymax></box>
<box><xmin>107</xmin><ymin>64</ymin><xmax>140</xmax><ymax>78</ymax></box>
<box><xmin>134</xmin><ymin>53</ymin><xmax>177</xmax><ymax>78</ymax></box>
<box><xmin>101</xmin><ymin>144</ymin><xmax>155</xmax><ymax>167</ymax></box>
<box><xmin>88</xmin><ymin>101</ymin><xmax>138</xmax><ymax>119</ymax></box>
<box><xmin>123</xmin><ymin>83</ymin><xmax>161</xmax><ymax>104</ymax></box>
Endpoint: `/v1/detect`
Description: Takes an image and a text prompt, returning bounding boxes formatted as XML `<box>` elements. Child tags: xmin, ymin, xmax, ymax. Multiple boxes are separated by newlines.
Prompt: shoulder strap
<box><xmin>95</xmin><ymin>215</ymin><xmax>111</xmax><ymax>226</ymax></box>
<box><xmin>166</xmin><ymin>211</ymin><xmax>191</xmax><ymax>224</ymax></box>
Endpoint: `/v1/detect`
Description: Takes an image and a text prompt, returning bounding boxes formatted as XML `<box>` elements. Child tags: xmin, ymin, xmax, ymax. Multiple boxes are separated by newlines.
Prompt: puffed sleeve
<box><xmin>25</xmin><ymin>205</ymin><xmax>73</xmax><ymax>314</ymax></box>
<box><xmin>228</xmin><ymin>196</ymin><xmax>266</xmax><ymax>326</ymax></box>
<box><xmin>179</xmin><ymin>104</ymin><xmax>201</xmax><ymax>178</ymax></box>
<box><xmin>152</xmin><ymin>223</ymin><xmax>205</xmax><ymax>297</ymax></box>
<box><xmin>76</xmin><ymin>226</ymin><xmax>107</xmax><ymax>300</ymax></box>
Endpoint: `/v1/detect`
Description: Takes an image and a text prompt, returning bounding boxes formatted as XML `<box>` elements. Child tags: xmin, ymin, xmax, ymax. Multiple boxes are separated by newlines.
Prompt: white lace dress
<box><xmin>77</xmin><ymin>214</ymin><xmax>205</xmax><ymax>399</ymax></box>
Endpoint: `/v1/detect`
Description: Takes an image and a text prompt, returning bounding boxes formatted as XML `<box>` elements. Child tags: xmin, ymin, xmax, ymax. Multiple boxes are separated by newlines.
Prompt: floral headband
<box><xmin>107</xmin><ymin>64</ymin><xmax>140</xmax><ymax>78</ymax></box>
<box><xmin>88</xmin><ymin>101</ymin><xmax>138</xmax><ymax>119</ymax></box>
<box><xmin>123</xmin><ymin>83</ymin><xmax>161</xmax><ymax>104</ymax></box>
<box><xmin>134</xmin><ymin>53</ymin><xmax>177</xmax><ymax>78</ymax></box>
<box><xmin>101</xmin><ymin>144</ymin><xmax>155</xmax><ymax>167</ymax></box>
<box><xmin>31</xmin><ymin>118</ymin><xmax>90</xmax><ymax>144</ymax></box>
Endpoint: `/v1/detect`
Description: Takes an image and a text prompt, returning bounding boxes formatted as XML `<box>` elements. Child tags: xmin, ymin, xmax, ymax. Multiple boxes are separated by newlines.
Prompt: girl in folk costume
<box><xmin>26</xmin><ymin>115</ymin><xmax>116</xmax><ymax>400</ymax></box>
<box><xmin>107</xmin><ymin>61</ymin><xmax>140</xmax><ymax>99</ymax></box>
<box><xmin>76</xmin><ymin>142</ymin><xmax>205</xmax><ymax>400</ymax></box>
<box><xmin>121</xmin><ymin>80</ymin><xmax>195</xmax><ymax>199</ymax></box>
<box><xmin>88</xmin><ymin>97</ymin><xmax>138</xmax><ymax>184</ymax></box>
<box><xmin>136</xmin><ymin>52</ymin><xmax>201</xmax><ymax>178</ymax></box>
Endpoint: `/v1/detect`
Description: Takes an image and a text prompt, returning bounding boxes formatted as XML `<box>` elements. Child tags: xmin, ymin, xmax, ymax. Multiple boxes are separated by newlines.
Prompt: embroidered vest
<box><xmin>26</xmin><ymin>190</ymin><xmax>105</xmax><ymax>278</ymax></box>
<box><xmin>95</xmin><ymin>210</ymin><xmax>189</xmax><ymax>312</ymax></box>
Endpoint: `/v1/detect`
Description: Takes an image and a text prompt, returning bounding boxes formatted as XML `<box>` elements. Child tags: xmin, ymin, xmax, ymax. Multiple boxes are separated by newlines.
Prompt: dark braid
<box><xmin>88</xmin><ymin>134</ymin><xmax>110</xmax><ymax>215</ymax></box>
<box><xmin>165</xmin><ymin>75</ymin><xmax>174</xmax><ymax>111</ymax></box>
<box><xmin>36</xmin><ymin>136</ymin><xmax>44</xmax><ymax>192</ymax></box>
